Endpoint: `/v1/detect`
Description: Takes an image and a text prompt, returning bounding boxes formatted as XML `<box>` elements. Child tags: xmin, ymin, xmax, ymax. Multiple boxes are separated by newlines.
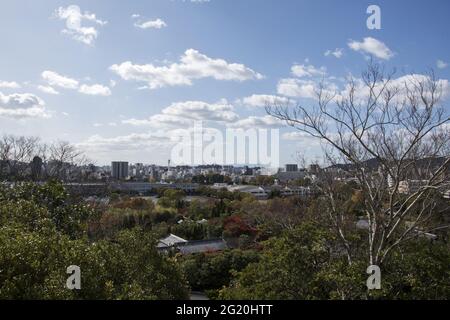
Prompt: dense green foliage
<box><xmin>0</xmin><ymin>182</ymin><xmax>189</xmax><ymax>299</ymax></box>
<box><xmin>0</xmin><ymin>180</ymin><xmax>448</xmax><ymax>300</ymax></box>
<box><xmin>219</xmin><ymin>222</ymin><xmax>450</xmax><ymax>300</ymax></box>
<box><xmin>180</xmin><ymin>250</ymin><xmax>259</xmax><ymax>298</ymax></box>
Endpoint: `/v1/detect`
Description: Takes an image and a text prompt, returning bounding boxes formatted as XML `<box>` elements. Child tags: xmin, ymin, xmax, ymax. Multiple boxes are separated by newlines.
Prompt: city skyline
<box><xmin>0</xmin><ymin>0</ymin><xmax>449</xmax><ymax>166</ymax></box>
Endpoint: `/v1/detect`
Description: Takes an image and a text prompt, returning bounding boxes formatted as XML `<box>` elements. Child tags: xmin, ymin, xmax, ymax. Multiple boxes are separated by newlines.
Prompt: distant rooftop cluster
<box><xmin>86</xmin><ymin>161</ymin><xmax>323</xmax><ymax>184</ymax></box>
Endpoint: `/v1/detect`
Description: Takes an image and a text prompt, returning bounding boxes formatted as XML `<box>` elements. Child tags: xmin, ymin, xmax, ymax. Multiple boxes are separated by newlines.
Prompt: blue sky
<box><xmin>0</xmin><ymin>0</ymin><xmax>449</xmax><ymax>166</ymax></box>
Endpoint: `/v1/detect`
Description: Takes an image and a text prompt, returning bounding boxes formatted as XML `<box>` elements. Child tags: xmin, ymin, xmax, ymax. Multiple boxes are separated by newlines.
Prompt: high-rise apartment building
<box><xmin>111</xmin><ymin>161</ymin><xmax>129</xmax><ymax>180</ymax></box>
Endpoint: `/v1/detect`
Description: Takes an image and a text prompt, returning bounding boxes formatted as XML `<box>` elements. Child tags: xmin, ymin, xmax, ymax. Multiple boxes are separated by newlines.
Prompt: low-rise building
<box><xmin>227</xmin><ymin>185</ymin><xmax>269</xmax><ymax>199</ymax></box>
<box><xmin>157</xmin><ymin>234</ymin><xmax>228</xmax><ymax>254</ymax></box>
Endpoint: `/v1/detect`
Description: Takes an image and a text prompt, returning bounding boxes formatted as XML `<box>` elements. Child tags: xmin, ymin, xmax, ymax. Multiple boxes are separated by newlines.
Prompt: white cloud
<box><xmin>134</xmin><ymin>18</ymin><xmax>167</xmax><ymax>29</ymax></box>
<box><xmin>348</xmin><ymin>37</ymin><xmax>394</xmax><ymax>60</ymax></box>
<box><xmin>227</xmin><ymin>115</ymin><xmax>284</xmax><ymax>129</ymax></box>
<box><xmin>282</xmin><ymin>131</ymin><xmax>315</xmax><ymax>141</ymax></box>
<box><xmin>0</xmin><ymin>92</ymin><xmax>44</xmax><ymax>109</ymax></box>
<box><xmin>277</xmin><ymin>77</ymin><xmax>340</xmax><ymax>100</ymax></box>
<box><xmin>339</xmin><ymin>74</ymin><xmax>450</xmax><ymax>104</ymax></box>
<box><xmin>0</xmin><ymin>92</ymin><xmax>50</xmax><ymax>119</ymax></box>
<box><xmin>0</xmin><ymin>81</ymin><xmax>21</xmax><ymax>89</ymax></box>
<box><xmin>78</xmin><ymin>125</ymin><xmax>236</xmax><ymax>160</ymax></box>
<box><xmin>54</xmin><ymin>5</ymin><xmax>107</xmax><ymax>45</ymax></box>
<box><xmin>123</xmin><ymin>114</ymin><xmax>191</xmax><ymax>128</ymax></box>
<box><xmin>162</xmin><ymin>100</ymin><xmax>238</xmax><ymax>122</ymax></box>
<box><xmin>291</xmin><ymin>64</ymin><xmax>326</xmax><ymax>78</ymax></box>
<box><xmin>77</xmin><ymin>132</ymin><xmax>172</xmax><ymax>152</ymax></box>
<box><xmin>279</xmin><ymin>63</ymin><xmax>450</xmax><ymax>106</ymax></box>
<box><xmin>123</xmin><ymin>100</ymin><xmax>238</xmax><ymax>130</ymax></box>
<box><xmin>78</xmin><ymin>127</ymin><xmax>222</xmax><ymax>154</ymax></box>
<box><xmin>237</xmin><ymin>94</ymin><xmax>290</xmax><ymax>107</ymax></box>
<box><xmin>110</xmin><ymin>49</ymin><xmax>263</xmax><ymax>89</ymax></box>
<box><xmin>278</xmin><ymin>79</ymin><xmax>315</xmax><ymax>99</ymax></box>
<box><xmin>324</xmin><ymin>48</ymin><xmax>343</xmax><ymax>59</ymax></box>
<box><xmin>37</xmin><ymin>85</ymin><xmax>60</xmax><ymax>95</ymax></box>
<box><xmin>41</xmin><ymin>71</ymin><xmax>79</xmax><ymax>89</ymax></box>
<box><xmin>41</xmin><ymin>70</ymin><xmax>111</xmax><ymax>96</ymax></box>
<box><xmin>282</xmin><ymin>132</ymin><xmax>322</xmax><ymax>149</ymax></box>
<box><xmin>391</xmin><ymin>74</ymin><xmax>450</xmax><ymax>100</ymax></box>
<box><xmin>78</xmin><ymin>84</ymin><xmax>112</xmax><ymax>96</ymax></box>
<box><xmin>437</xmin><ymin>60</ymin><xmax>448</xmax><ymax>69</ymax></box>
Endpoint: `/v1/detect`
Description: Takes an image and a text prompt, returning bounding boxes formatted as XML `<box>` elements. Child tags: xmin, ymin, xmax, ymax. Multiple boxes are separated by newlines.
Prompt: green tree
<box><xmin>0</xmin><ymin>182</ymin><xmax>189</xmax><ymax>300</ymax></box>
<box><xmin>220</xmin><ymin>222</ymin><xmax>335</xmax><ymax>299</ymax></box>
<box><xmin>220</xmin><ymin>221</ymin><xmax>450</xmax><ymax>300</ymax></box>
<box><xmin>0</xmin><ymin>226</ymin><xmax>189</xmax><ymax>299</ymax></box>
<box><xmin>0</xmin><ymin>181</ymin><xmax>97</xmax><ymax>238</ymax></box>
<box><xmin>158</xmin><ymin>189</ymin><xmax>186</xmax><ymax>209</ymax></box>
<box><xmin>180</xmin><ymin>250</ymin><xmax>259</xmax><ymax>298</ymax></box>
<box><xmin>171</xmin><ymin>221</ymin><xmax>207</xmax><ymax>240</ymax></box>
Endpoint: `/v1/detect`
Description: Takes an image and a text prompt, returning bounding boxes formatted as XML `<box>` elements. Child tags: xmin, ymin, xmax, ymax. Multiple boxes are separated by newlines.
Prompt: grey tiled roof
<box><xmin>157</xmin><ymin>236</ymin><xmax>228</xmax><ymax>254</ymax></box>
<box><xmin>177</xmin><ymin>239</ymin><xmax>228</xmax><ymax>254</ymax></box>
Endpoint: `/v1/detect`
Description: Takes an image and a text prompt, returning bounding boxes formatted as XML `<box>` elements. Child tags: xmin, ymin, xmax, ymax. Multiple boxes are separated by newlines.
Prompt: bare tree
<box><xmin>267</xmin><ymin>62</ymin><xmax>450</xmax><ymax>266</ymax></box>
<box><xmin>0</xmin><ymin>135</ymin><xmax>89</xmax><ymax>182</ymax></box>
<box><xmin>0</xmin><ymin>135</ymin><xmax>40</xmax><ymax>180</ymax></box>
<box><xmin>46</xmin><ymin>140</ymin><xmax>87</xmax><ymax>181</ymax></box>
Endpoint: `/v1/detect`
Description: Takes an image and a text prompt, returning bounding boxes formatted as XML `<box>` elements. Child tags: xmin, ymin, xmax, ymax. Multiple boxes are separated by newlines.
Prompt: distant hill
<box><xmin>326</xmin><ymin>157</ymin><xmax>448</xmax><ymax>172</ymax></box>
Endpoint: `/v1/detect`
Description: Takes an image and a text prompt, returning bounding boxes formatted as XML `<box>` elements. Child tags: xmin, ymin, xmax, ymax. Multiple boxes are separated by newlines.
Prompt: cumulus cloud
<box><xmin>278</xmin><ymin>64</ymin><xmax>450</xmax><ymax>106</ymax></box>
<box><xmin>0</xmin><ymin>81</ymin><xmax>21</xmax><ymax>89</ymax></box>
<box><xmin>77</xmin><ymin>132</ymin><xmax>173</xmax><ymax>152</ymax></box>
<box><xmin>227</xmin><ymin>115</ymin><xmax>284</xmax><ymax>129</ymax></box>
<box><xmin>163</xmin><ymin>100</ymin><xmax>238</xmax><ymax>122</ymax></box>
<box><xmin>236</xmin><ymin>94</ymin><xmax>290</xmax><ymax>107</ymax></box>
<box><xmin>281</xmin><ymin>132</ymin><xmax>322</xmax><ymax>150</ymax></box>
<box><xmin>78</xmin><ymin>84</ymin><xmax>112</xmax><ymax>96</ymax></box>
<box><xmin>78</xmin><ymin>126</ymin><xmax>222</xmax><ymax>154</ymax></box>
<box><xmin>277</xmin><ymin>78</ymin><xmax>338</xmax><ymax>99</ymax></box>
<box><xmin>110</xmin><ymin>49</ymin><xmax>263</xmax><ymax>89</ymax></box>
<box><xmin>277</xmin><ymin>78</ymin><xmax>315</xmax><ymax>98</ymax></box>
<box><xmin>37</xmin><ymin>85</ymin><xmax>60</xmax><ymax>95</ymax></box>
<box><xmin>348</xmin><ymin>37</ymin><xmax>394</xmax><ymax>60</ymax></box>
<box><xmin>54</xmin><ymin>5</ymin><xmax>107</xmax><ymax>45</ymax></box>
<box><xmin>337</xmin><ymin>73</ymin><xmax>450</xmax><ymax>105</ymax></box>
<box><xmin>123</xmin><ymin>100</ymin><xmax>238</xmax><ymax>130</ymax></box>
<box><xmin>324</xmin><ymin>48</ymin><xmax>343</xmax><ymax>59</ymax></box>
<box><xmin>0</xmin><ymin>92</ymin><xmax>50</xmax><ymax>119</ymax></box>
<box><xmin>278</xmin><ymin>63</ymin><xmax>450</xmax><ymax>103</ymax></box>
<box><xmin>41</xmin><ymin>71</ymin><xmax>79</xmax><ymax>89</ymax></box>
<box><xmin>122</xmin><ymin>114</ymin><xmax>191</xmax><ymax>128</ymax></box>
<box><xmin>134</xmin><ymin>18</ymin><xmax>167</xmax><ymax>29</ymax></box>
<box><xmin>282</xmin><ymin>131</ymin><xmax>311</xmax><ymax>140</ymax></box>
<box><xmin>41</xmin><ymin>70</ymin><xmax>111</xmax><ymax>96</ymax></box>
<box><xmin>291</xmin><ymin>63</ymin><xmax>326</xmax><ymax>78</ymax></box>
